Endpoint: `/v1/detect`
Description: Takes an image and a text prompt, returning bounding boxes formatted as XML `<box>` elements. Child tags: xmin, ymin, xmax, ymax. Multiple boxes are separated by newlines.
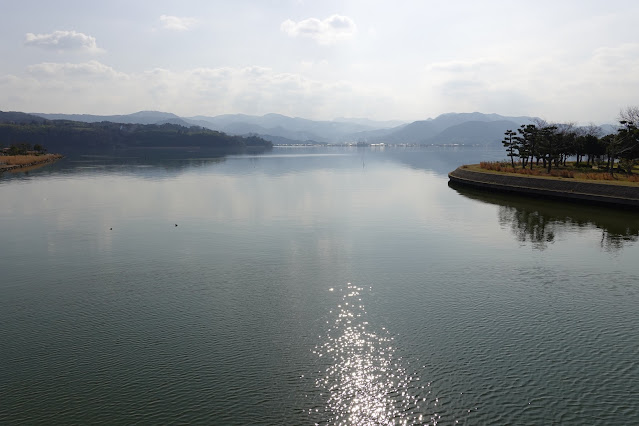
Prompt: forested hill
<box><xmin>0</xmin><ymin>112</ymin><xmax>272</xmax><ymax>154</ymax></box>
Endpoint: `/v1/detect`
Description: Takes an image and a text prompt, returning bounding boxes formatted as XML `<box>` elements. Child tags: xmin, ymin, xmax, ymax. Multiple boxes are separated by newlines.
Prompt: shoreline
<box><xmin>448</xmin><ymin>166</ymin><xmax>639</xmax><ymax>209</ymax></box>
<box><xmin>0</xmin><ymin>154</ymin><xmax>63</xmax><ymax>173</ymax></box>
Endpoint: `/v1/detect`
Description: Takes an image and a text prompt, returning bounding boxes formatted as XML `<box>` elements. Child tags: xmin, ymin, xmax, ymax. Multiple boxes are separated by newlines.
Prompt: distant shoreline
<box><xmin>0</xmin><ymin>154</ymin><xmax>63</xmax><ymax>173</ymax></box>
<box><xmin>449</xmin><ymin>166</ymin><xmax>639</xmax><ymax>209</ymax></box>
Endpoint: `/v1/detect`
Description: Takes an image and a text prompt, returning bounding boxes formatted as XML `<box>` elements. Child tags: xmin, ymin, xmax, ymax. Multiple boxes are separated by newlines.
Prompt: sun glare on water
<box><xmin>310</xmin><ymin>283</ymin><xmax>438</xmax><ymax>425</ymax></box>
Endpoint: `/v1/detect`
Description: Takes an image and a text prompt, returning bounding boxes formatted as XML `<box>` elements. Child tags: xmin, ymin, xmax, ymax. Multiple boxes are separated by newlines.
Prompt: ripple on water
<box><xmin>309</xmin><ymin>283</ymin><xmax>453</xmax><ymax>425</ymax></box>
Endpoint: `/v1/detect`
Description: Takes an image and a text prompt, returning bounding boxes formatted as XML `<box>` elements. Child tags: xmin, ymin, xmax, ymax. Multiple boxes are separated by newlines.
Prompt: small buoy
<box><xmin>175</xmin><ymin>224</ymin><xmax>178</xmax><ymax>227</ymax></box>
<box><xmin>110</xmin><ymin>228</ymin><xmax>112</xmax><ymax>230</ymax></box>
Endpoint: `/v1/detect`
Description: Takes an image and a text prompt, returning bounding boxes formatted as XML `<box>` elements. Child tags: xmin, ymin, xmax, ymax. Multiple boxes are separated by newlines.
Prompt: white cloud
<box><xmin>0</xmin><ymin>61</ymin><xmax>391</xmax><ymax>118</ymax></box>
<box><xmin>24</xmin><ymin>30</ymin><xmax>102</xmax><ymax>53</ymax></box>
<box><xmin>4</xmin><ymin>39</ymin><xmax>639</xmax><ymax>123</ymax></box>
<box><xmin>27</xmin><ymin>60</ymin><xmax>126</xmax><ymax>79</ymax></box>
<box><xmin>160</xmin><ymin>15</ymin><xmax>198</xmax><ymax>31</ymax></box>
<box><xmin>589</xmin><ymin>43</ymin><xmax>639</xmax><ymax>71</ymax></box>
<box><xmin>426</xmin><ymin>59</ymin><xmax>501</xmax><ymax>74</ymax></box>
<box><xmin>281</xmin><ymin>14</ymin><xmax>356</xmax><ymax>45</ymax></box>
<box><xmin>417</xmin><ymin>44</ymin><xmax>639</xmax><ymax>123</ymax></box>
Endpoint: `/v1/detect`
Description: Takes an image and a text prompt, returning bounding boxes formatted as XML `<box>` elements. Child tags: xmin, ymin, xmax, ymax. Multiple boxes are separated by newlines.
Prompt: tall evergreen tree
<box><xmin>502</xmin><ymin>129</ymin><xmax>518</xmax><ymax>168</ymax></box>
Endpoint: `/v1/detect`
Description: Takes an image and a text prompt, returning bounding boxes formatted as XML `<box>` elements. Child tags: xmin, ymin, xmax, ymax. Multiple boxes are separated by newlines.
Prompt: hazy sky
<box><xmin>1</xmin><ymin>0</ymin><xmax>638</xmax><ymax>123</ymax></box>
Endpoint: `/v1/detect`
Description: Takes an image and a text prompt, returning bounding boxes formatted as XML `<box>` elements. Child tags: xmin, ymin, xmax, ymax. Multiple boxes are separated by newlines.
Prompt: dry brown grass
<box><xmin>477</xmin><ymin>161</ymin><xmax>639</xmax><ymax>184</ymax></box>
<box><xmin>0</xmin><ymin>154</ymin><xmax>62</xmax><ymax>166</ymax></box>
<box><xmin>581</xmin><ymin>172</ymin><xmax>616</xmax><ymax>181</ymax></box>
<box><xmin>479</xmin><ymin>161</ymin><xmax>570</xmax><ymax>177</ymax></box>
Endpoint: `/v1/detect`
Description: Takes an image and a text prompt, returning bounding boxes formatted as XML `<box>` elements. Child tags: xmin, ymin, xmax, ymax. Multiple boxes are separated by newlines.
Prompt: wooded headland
<box><xmin>0</xmin><ymin>111</ymin><xmax>273</xmax><ymax>155</ymax></box>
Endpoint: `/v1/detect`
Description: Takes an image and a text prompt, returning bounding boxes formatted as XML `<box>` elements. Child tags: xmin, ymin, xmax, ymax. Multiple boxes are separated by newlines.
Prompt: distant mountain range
<box><xmin>359</xmin><ymin>113</ymin><xmax>536</xmax><ymax>145</ymax></box>
<box><xmin>181</xmin><ymin>113</ymin><xmax>404</xmax><ymax>144</ymax></box>
<box><xmin>24</xmin><ymin>110</ymin><xmax>618</xmax><ymax>146</ymax></box>
<box><xmin>34</xmin><ymin>111</ymin><xmax>192</xmax><ymax>127</ymax></box>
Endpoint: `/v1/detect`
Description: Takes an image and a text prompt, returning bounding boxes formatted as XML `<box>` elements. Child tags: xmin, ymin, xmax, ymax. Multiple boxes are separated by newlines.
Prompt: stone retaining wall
<box><xmin>448</xmin><ymin>167</ymin><xmax>639</xmax><ymax>208</ymax></box>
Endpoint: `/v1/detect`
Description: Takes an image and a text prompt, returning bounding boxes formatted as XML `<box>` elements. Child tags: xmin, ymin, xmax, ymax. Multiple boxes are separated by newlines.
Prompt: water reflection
<box><xmin>450</xmin><ymin>183</ymin><xmax>639</xmax><ymax>251</ymax></box>
<box><xmin>380</xmin><ymin>145</ymin><xmax>503</xmax><ymax>175</ymax></box>
<box><xmin>311</xmin><ymin>284</ymin><xmax>431</xmax><ymax>425</ymax></box>
<box><xmin>1</xmin><ymin>146</ymin><xmax>505</xmax><ymax>183</ymax></box>
<box><xmin>498</xmin><ymin>206</ymin><xmax>557</xmax><ymax>250</ymax></box>
<box><xmin>0</xmin><ymin>152</ymin><xmax>230</xmax><ymax>183</ymax></box>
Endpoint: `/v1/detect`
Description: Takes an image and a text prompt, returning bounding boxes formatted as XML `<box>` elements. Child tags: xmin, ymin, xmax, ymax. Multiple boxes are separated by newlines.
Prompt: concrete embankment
<box><xmin>449</xmin><ymin>166</ymin><xmax>639</xmax><ymax>208</ymax></box>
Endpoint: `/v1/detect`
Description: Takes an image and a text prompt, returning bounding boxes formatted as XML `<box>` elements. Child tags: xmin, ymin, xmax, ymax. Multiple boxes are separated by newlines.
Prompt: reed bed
<box><xmin>0</xmin><ymin>154</ymin><xmax>62</xmax><ymax>166</ymax></box>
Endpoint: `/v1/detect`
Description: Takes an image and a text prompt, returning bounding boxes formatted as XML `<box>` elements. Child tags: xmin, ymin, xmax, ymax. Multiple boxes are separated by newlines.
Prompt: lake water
<box><xmin>1</xmin><ymin>146</ymin><xmax>638</xmax><ymax>424</ymax></box>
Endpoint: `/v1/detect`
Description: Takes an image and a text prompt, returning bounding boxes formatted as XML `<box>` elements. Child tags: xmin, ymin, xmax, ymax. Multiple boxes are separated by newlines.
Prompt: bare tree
<box><xmin>580</xmin><ymin>123</ymin><xmax>602</xmax><ymax>138</ymax></box>
<box><xmin>619</xmin><ymin>106</ymin><xmax>639</xmax><ymax>127</ymax></box>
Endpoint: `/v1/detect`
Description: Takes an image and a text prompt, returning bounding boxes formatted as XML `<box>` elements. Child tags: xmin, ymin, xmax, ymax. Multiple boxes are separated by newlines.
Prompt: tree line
<box><xmin>1</xmin><ymin>142</ymin><xmax>47</xmax><ymax>155</ymax></box>
<box><xmin>502</xmin><ymin>106</ymin><xmax>639</xmax><ymax>174</ymax></box>
<box><xmin>0</xmin><ymin>118</ymin><xmax>272</xmax><ymax>154</ymax></box>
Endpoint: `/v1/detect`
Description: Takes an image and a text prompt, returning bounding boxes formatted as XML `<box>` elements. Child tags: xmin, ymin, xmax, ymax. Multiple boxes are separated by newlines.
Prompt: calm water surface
<box><xmin>1</xmin><ymin>147</ymin><xmax>638</xmax><ymax>424</ymax></box>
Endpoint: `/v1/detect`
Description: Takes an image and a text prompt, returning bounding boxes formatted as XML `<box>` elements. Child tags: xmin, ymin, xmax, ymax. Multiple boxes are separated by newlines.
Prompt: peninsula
<box><xmin>449</xmin><ymin>165</ymin><xmax>639</xmax><ymax>208</ymax></box>
<box><xmin>0</xmin><ymin>111</ymin><xmax>273</xmax><ymax>155</ymax></box>
<box><xmin>449</xmin><ymin>108</ymin><xmax>639</xmax><ymax>208</ymax></box>
<box><xmin>0</xmin><ymin>153</ymin><xmax>63</xmax><ymax>173</ymax></box>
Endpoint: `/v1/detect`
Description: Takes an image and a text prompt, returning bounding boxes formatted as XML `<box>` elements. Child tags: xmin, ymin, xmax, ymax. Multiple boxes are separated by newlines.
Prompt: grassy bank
<box><xmin>0</xmin><ymin>153</ymin><xmax>63</xmax><ymax>170</ymax></box>
<box><xmin>471</xmin><ymin>162</ymin><xmax>639</xmax><ymax>185</ymax></box>
<box><xmin>449</xmin><ymin>166</ymin><xmax>639</xmax><ymax>208</ymax></box>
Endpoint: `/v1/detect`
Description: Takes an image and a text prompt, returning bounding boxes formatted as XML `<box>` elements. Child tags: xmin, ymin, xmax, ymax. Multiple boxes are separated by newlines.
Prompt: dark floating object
<box><xmin>110</xmin><ymin>228</ymin><xmax>112</xmax><ymax>230</ymax></box>
<box><xmin>175</xmin><ymin>224</ymin><xmax>178</xmax><ymax>227</ymax></box>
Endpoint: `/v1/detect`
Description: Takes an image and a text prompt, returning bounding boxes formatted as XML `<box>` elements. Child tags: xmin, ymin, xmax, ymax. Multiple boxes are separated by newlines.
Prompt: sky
<box><xmin>1</xmin><ymin>0</ymin><xmax>638</xmax><ymax>124</ymax></box>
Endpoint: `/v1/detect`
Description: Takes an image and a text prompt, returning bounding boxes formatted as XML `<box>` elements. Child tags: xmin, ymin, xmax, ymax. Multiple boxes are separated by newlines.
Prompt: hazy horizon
<box><xmin>25</xmin><ymin>109</ymin><xmax>532</xmax><ymax>124</ymax></box>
